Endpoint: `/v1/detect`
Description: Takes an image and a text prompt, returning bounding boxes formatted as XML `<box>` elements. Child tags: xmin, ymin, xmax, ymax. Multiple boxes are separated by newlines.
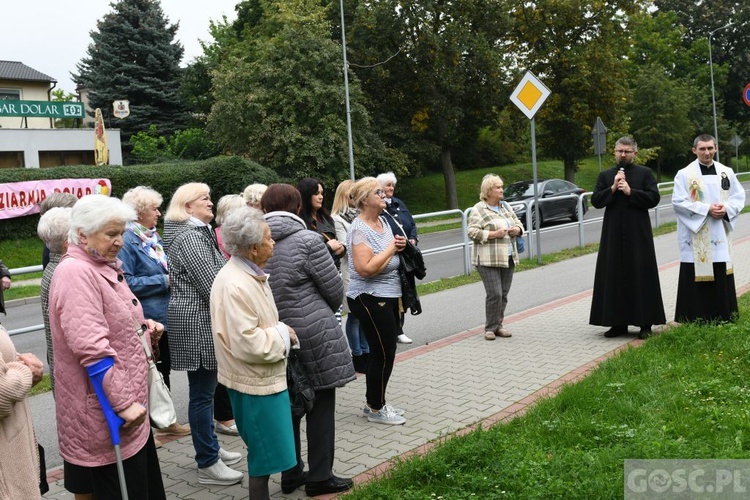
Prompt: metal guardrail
<box><xmin>7</xmin><ymin>264</ymin><xmax>44</xmax><ymax>337</ymax></box>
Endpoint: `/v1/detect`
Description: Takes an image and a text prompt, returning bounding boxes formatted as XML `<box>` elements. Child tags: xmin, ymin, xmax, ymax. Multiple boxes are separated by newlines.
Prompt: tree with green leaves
<box><xmin>624</xmin><ymin>11</ymin><xmax>701</xmax><ymax>176</ymax></box>
<box><xmin>627</xmin><ymin>66</ymin><xmax>694</xmax><ymax>180</ymax></box>
<box><xmin>74</xmin><ymin>0</ymin><xmax>189</xmax><ymax>158</ymax></box>
<box><xmin>507</xmin><ymin>0</ymin><xmax>647</xmax><ymax>182</ymax></box>
<box><xmin>345</xmin><ymin>0</ymin><xmax>511</xmax><ymax>209</ymax></box>
<box><xmin>652</xmin><ymin>0</ymin><xmax>750</xmax><ymax>145</ymax></box>
<box><xmin>207</xmin><ymin>0</ymin><xmax>389</xmax><ymax>186</ymax></box>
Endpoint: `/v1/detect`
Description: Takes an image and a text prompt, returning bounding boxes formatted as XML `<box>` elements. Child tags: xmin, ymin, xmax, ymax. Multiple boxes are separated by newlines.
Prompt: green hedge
<box><xmin>0</xmin><ymin>156</ymin><xmax>280</xmax><ymax>239</ymax></box>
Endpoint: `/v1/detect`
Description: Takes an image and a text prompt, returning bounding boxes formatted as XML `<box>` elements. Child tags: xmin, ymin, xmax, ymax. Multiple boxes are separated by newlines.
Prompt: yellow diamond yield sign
<box><xmin>510</xmin><ymin>71</ymin><xmax>551</xmax><ymax>120</ymax></box>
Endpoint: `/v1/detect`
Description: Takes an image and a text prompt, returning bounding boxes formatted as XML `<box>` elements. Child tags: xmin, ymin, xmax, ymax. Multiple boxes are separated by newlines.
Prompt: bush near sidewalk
<box><xmin>345</xmin><ymin>295</ymin><xmax>750</xmax><ymax>499</ymax></box>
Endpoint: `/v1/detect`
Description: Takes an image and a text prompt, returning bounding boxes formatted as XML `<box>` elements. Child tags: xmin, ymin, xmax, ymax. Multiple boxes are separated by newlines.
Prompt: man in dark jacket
<box><xmin>589</xmin><ymin>136</ymin><xmax>666</xmax><ymax>339</ymax></box>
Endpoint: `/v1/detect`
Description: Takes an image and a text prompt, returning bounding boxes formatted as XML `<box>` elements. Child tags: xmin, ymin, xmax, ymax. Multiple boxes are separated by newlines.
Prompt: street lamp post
<box><xmin>339</xmin><ymin>0</ymin><xmax>355</xmax><ymax>181</ymax></box>
<box><xmin>708</xmin><ymin>21</ymin><xmax>734</xmax><ymax>163</ymax></box>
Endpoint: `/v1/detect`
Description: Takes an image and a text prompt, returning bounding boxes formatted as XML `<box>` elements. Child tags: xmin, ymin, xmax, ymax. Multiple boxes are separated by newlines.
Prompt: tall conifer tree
<box><xmin>74</xmin><ymin>0</ymin><xmax>188</xmax><ymax>157</ymax></box>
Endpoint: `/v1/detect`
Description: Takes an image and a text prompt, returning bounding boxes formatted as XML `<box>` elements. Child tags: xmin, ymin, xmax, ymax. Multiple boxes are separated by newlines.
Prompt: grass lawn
<box><xmin>344</xmin><ymin>294</ymin><xmax>750</xmax><ymax>499</ymax></box>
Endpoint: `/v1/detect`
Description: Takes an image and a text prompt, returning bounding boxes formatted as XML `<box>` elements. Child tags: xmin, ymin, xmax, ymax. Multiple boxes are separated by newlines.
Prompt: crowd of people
<box><xmin>0</xmin><ymin>171</ymin><xmax>420</xmax><ymax>498</ymax></box>
<box><xmin>0</xmin><ymin>134</ymin><xmax>744</xmax><ymax>498</ymax></box>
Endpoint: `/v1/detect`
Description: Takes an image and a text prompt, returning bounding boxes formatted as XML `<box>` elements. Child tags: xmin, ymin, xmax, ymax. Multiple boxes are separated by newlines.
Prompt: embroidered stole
<box><xmin>685</xmin><ymin>171</ymin><xmax>731</xmax><ymax>281</ymax></box>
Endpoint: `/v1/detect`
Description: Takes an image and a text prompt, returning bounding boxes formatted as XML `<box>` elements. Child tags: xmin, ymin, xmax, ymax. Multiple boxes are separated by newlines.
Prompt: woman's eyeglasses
<box><xmin>374</xmin><ymin>189</ymin><xmax>385</xmax><ymax>197</ymax></box>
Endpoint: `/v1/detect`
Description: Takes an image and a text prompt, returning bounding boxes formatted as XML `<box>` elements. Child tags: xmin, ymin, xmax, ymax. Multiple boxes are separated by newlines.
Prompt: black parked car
<box><xmin>504</xmin><ymin>179</ymin><xmax>588</xmax><ymax>228</ymax></box>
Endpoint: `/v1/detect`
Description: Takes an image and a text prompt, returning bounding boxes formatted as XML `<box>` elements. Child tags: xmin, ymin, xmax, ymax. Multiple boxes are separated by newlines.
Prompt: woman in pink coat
<box><xmin>48</xmin><ymin>195</ymin><xmax>166</xmax><ymax>499</ymax></box>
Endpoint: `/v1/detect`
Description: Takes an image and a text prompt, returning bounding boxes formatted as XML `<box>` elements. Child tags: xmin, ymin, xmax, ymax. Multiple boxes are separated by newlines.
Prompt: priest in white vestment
<box><xmin>672</xmin><ymin>134</ymin><xmax>745</xmax><ymax>322</ymax></box>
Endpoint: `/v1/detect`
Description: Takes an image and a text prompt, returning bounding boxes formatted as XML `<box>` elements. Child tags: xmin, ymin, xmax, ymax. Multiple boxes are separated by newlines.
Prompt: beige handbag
<box><xmin>136</xmin><ymin>324</ymin><xmax>177</xmax><ymax>430</ymax></box>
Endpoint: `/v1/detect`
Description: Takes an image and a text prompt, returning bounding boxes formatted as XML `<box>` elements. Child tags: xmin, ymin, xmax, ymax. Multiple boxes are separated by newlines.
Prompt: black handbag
<box><xmin>383</xmin><ymin>211</ymin><xmax>426</xmax><ymax>280</ymax></box>
<box><xmin>398</xmin><ymin>257</ymin><xmax>423</xmax><ymax>315</ymax></box>
<box><xmin>287</xmin><ymin>349</ymin><xmax>315</xmax><ymax>418</ymax></box>
<box><xmin>400</xmin><ymin>240</ymin><xmax>426</xmax><ymax>280</ymax></box>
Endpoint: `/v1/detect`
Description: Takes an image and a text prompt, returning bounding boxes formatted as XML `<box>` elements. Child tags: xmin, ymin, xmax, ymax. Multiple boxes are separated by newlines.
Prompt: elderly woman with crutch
<box><xmin>48</xmin><ymin>194</ymin><xmax>166</xmax><ymax>499</ymax></box>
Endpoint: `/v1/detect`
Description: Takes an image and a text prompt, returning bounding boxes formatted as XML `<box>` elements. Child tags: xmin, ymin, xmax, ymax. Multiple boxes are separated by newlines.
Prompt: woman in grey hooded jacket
<box><xmin>261</xmin><ymin>183</ymin><xmax>356</xmax><ymax>497</ymax></box>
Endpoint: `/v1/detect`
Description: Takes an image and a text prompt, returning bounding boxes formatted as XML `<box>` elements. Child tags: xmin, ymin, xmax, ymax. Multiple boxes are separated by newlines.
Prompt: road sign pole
<box><xmin>510</xmin><ymin>71</ymin><xmax>550</xmax><ymax>264</ymax></box>
<box><xmin>530</xmin><ymin>117</ymin><xmax>542</xmax><ymax>264</ymax></box>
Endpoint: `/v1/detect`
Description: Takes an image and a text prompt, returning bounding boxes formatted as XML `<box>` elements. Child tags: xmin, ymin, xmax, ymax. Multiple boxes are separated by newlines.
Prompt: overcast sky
<box><xmin>2</xmin><ymin>0</ymin><xmax>239</xmax><ymax>93</ymax></box>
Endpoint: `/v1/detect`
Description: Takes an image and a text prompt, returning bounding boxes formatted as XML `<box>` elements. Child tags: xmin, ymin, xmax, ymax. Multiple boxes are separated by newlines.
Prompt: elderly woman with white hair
<box><xmin>38</xmin><ymin>207</ymin><xmax>72</xmax><ymax>396</ymax></box>
<box><xmin>119</xmin><ymin>186</ymin><xmax>190</xmax><ymax>441</ymax></box>
<box><xmin>48</xmin><ymin>195</ymin><xmax>166</xmax><ymax>498</ymax></box>
<box><xmin>377</xmin><ymin>171</ymin><xmax>418</xmax><ymax>344</ymax></box>
<box><xmin>243</xmin><ymin>183</ymin><xmax>267</xmax><ymax>209</ymax></box>
<box><xmin>210</xmin><ymin>205</ymin><xmax>298</xmax><ymax>499</ymax></box>
<box><xmin>468</xmin><ymin>174</ymin><xmax>524</xmax><ymax>341</ymax></box>
<box><xmin>162</xmin><ymin>183</ymin><xmax>242</xmax><ymax>486</ymax></box>
<box><xmin>215</xmin><ymin>193</ymin><xmax>246</xmax><ymax>258</ymax></box>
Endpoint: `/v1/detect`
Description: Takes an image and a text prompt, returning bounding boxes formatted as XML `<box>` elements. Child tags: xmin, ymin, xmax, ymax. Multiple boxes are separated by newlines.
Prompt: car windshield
<box><xmin>504</xmin><ymin>182</ymin><xmax>538</xmax><ymax>197</ymax></box>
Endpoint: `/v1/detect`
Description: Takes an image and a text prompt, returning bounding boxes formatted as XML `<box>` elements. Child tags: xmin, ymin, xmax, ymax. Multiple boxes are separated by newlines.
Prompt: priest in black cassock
<box><xmin>589</xmin><ymin>136</ymin><xmax>666</xmax><ymax>339</ymax></box>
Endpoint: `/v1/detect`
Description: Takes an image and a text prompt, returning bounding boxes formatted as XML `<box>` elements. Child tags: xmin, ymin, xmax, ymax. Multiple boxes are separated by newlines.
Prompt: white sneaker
<box><xmin>363</xmin><ymin>404</ymin><xmax>405</xmax><ymax>417</ymax></box>
<box><xmin>219</xmin><ymin>447</ymin><xmax>242</xmax><ymax>466</ymax></box>
<box><xmin>397</xmin><ymin>334</ymin><xmax>413</xmax><ymax>344</ymax></box>
<box><xmin>215</xmin><ymin>420</ymin><xmax>239</xmax><ymax>436</ymax></box>
<box><xmin>367</xmin><ymin>405</ymin><xmax>406</xmax><ymax>425</ymax></box>
<box><xmin>198</xmin><ymin>459</ymin><xmax>243</xmax><ymax>486</ymax></box>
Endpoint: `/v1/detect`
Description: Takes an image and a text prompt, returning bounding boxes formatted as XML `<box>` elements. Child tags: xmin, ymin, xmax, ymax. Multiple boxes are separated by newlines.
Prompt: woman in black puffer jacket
<box><xmin>260</xmin><ymin>184</ymin><xmax>356</xmax><ymax>498</ymax></box>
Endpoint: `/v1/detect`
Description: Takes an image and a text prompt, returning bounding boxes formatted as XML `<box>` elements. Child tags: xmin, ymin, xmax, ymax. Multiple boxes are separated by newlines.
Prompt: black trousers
<box><xmin>214</xmin><ymin>382</ymin><xmax>234</xmax><ymax>421</ymax></box>
<box><xmin>282</xmin><ymin>387</ymin><xmax>336</xmax><ymax>482</ymax></box>
<box><xmin>348</xmin><ymin>294</ymin><xmax>399</xmax><ymax>410</ymax></box>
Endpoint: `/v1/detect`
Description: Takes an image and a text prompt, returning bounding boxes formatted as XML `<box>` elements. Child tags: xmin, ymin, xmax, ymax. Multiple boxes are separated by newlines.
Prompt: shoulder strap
<box><xmin>135</xmin><ymin>322</ymin><xmax>155</xmax><ymax>363</ymax></box>
<box><xmin>382</xmin><ymin>210</ymin><xmax>408</xmax><ymax>238</ymax></box>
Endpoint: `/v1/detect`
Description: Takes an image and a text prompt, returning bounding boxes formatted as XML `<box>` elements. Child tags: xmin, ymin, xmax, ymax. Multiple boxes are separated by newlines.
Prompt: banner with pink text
<box><xmin>0</xmin><ymin>178</ymin><xmax>111</xmax><ymax>219</ymax></box>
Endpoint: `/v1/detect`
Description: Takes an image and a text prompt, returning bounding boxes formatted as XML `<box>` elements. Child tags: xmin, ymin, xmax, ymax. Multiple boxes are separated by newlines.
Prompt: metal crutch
<box><xmin>86</xmin><ymin>356</ymin><xmax>129</xmax><ymax>500</ymax></box>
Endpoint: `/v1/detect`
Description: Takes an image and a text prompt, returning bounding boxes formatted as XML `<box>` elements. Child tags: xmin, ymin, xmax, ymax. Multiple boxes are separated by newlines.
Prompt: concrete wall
<box><xmin>0</xmin><ymin>80</ymin><xmax>54</xmax><ymax>129</ymax></box>
<box><xmin>0</xmin><ymin>128</ymin><xmax>122</xmax><ymax>167</ymax></box>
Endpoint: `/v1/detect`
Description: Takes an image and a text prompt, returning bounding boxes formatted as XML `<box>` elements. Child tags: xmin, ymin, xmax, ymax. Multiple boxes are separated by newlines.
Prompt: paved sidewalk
<box><xmin>41</xmin><ymin>235</ymin><xmax>750</xmax><ymax>499</ymax></box>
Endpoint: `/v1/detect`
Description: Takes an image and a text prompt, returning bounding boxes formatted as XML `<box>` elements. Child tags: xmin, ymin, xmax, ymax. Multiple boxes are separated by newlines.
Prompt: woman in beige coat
<box><xmin>210</xmin><ymin>206</ymin><xmax>298</xmax><ymax>500</ymax></box>
<box><xmin>0</xmin><ymin>325</ymin><xmax>45</xmax><ymax>499</ymax></box>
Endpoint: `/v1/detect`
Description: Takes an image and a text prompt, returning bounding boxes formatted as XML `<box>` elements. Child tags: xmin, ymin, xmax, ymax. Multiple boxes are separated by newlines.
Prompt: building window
<box><xmin>0</xmin><ymin>89</ymin><xmax>21</xmax><ymax>101</ymax></box>
<box><xmin>39</xmin><ymin>150</ymin><xmax>95</xmax><ymax>168</ymax></box>
<box><xmin>0</xmin><ymin>152</ymin><xmax>24</xmax><ymax>168</ymax></box>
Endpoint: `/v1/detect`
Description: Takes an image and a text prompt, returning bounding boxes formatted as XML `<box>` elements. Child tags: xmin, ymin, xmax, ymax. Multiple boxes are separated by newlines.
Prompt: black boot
<box><xmin>638</xmin><ymin>326</ymin><xmax>652</xmax><ymax>340</ymax></box>
<box><xmin>603</xmin><ymin>325</ymin><xmax>627</xmax><ymax>338</ymax></box>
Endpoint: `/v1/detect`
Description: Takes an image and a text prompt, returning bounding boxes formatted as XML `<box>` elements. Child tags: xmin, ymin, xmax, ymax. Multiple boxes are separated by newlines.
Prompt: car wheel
<box><xmin>570</xmin><ymin>199</ymin><xmax>588</xmax><ymax>221</ymax></box>
<box><xmin>530</xmin><ymin>209</ymin><xmax>543</xmax><ymax>229</ymax></box>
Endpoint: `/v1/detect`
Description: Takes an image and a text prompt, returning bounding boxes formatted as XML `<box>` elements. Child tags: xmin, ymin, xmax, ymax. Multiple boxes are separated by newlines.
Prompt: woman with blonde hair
<box><xmin>163</xmin><ymin>183</ymin><xmax>243</xmax><ymax>486</ymax></box>
<box><xmin>332</xmin><ymin>179</ymin><xmax>370</xmax><ymax>373</ymax></box>
<box><xmin>347</xmin><ymin>177</ymin><xmax>407</xmax><ymax>425</ymax></box>
<box><xmin>468</xmin><ymin>174</ymin><xmax>524</xmax><ymax>341</ymax></box>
